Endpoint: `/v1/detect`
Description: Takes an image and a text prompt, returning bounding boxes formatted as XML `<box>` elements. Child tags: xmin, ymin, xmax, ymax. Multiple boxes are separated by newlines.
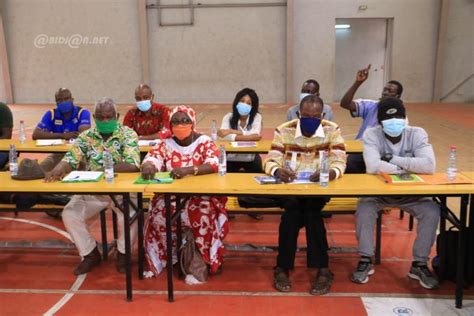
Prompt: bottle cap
<box><xmin>450</xmin><ymin>145</ymin><xmax>456</xmax><ymax>150</ymax></box>
<box><xmin>20</xmin><ymin>120</ymin><xmax>24</xmax><ymax>123</ymax></box>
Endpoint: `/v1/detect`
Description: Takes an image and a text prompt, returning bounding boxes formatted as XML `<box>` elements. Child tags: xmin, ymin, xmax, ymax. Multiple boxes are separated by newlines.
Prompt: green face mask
<box><xmin>95</xmin><ymin>119</ymin><xmax>118</xmax><ymax>134</ymax></box>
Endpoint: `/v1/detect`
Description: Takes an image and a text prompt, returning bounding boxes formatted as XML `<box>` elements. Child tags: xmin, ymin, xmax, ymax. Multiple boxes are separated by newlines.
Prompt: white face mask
<box><xmin>299</xmin><ymin>93</ymin><xmax>312</xmax><ymax>101</ymax></box>
<box><xmin>136</xmin><ymin>100</ymin><xmax>152</xmax><ymax>112</ymax></box>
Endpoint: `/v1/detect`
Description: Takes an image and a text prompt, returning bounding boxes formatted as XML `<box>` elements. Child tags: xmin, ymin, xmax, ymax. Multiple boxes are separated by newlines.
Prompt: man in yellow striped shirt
<box><xmin>264</xmin><ymin>95</ymin><xmax>347</xmax><ymax>295</ymax></box>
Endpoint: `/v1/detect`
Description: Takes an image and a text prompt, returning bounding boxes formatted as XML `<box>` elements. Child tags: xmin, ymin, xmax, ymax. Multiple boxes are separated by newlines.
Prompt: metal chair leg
<box><xmin>112</xmin><ymin>211</ymin><xmax>118</xmax><ymax>240</ymax></box>
<box><xmin>408</xmin><ymin>214</ymin><xmax>414</xmax><ymax>231</ymax></box>
<box><xmin>375</xmin><ymin>210</ymin><xmax>382</xmax><ymax>265</ymax></box>
<box><xmin>100</xmin><ymin>208</ymin><xmax>108</xmax><ymax>260</ymax></box>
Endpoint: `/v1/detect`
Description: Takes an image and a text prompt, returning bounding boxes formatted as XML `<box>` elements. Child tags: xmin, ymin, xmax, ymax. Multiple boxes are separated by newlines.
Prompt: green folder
<box><xmin>134</xmin><ymin>172</ymin><xmax>174</xmax><ymax>184</ymax></box>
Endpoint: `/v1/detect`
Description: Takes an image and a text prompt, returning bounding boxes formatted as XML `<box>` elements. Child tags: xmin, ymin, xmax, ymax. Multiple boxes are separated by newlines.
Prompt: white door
<box><xmin>334</xmin><ymin>18</ymin><xmax>390</xmax><ymax>101</ymax></box>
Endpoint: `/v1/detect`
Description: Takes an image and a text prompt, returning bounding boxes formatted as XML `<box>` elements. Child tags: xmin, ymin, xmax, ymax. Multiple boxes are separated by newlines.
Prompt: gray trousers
<box><xmin>62</xmin><ymin>194</ymin><xmax>137</xmax><ymax>257</ymax></box>
<box><xmin>356</xmin><ymin>197</ymin><xmax>440</xmax><ymax>263</ymax></box>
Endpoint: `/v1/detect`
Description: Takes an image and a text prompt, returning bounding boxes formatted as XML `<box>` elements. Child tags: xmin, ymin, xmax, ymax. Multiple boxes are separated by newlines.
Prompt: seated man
<box><xmin>0</xmin><ymin>102</ymin><xmax>13</xmax><ymax>170</ymax></box>
<box><xmin>265</xmin><ymin>95</ymin><xmax>346</xmax><ymax>295</ymax></box>
<box><xmin>351</xmin><ymin>97</ymin><xmax>440</xmax><ymax>289</ymax></box>
<box><xmin>123</xmin><ymin>84</ymin><xmax>170</xmax><ymax>140</ymax></box>
<box><xmin>286</xmin><ymin>79</ymin><xmax>334</xmax><ymax>122</ymax></box>
<box><xmin>45</xmin><ymin>98</ymin><xmax>140</xmax><ymax>275</ymax></box>
<box><xmin>32</xmin><ymin>88</ymin><xmax>91</xmax><ymax>171</ymax></box>
<box><xmin>340</xmin><ymin>64</ymin><xmax>403</xmax><ymax>173</ymax></box>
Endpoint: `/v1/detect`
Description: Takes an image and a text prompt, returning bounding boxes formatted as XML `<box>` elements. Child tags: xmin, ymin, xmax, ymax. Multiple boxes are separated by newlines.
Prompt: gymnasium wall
<box><xmin>0</xmin><ymin>0</ymin><xmax>471</xmax><ymax>104</ymax></box>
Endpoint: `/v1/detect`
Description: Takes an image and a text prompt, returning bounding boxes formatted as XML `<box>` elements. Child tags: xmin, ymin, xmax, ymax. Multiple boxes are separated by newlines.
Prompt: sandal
<box><xmin>273</xmin><ymin>267</ymin><xmax>291</xmax><ymax>292</ymax></box>
<box><xmin>310</xmin><ymin>268</ymin><xmax>334</xmax><ymax>295</ymax></box>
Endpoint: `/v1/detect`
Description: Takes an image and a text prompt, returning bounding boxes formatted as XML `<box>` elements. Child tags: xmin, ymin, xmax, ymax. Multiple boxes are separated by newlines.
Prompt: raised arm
<box><xmin>340</xmin><ymin>64</ymin><xmax>371</xmax><ymax>112</ymax></box>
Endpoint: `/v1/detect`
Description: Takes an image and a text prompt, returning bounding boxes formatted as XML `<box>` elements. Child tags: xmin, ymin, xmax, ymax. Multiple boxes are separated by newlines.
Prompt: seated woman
<box><xmin>217</xmin><ymin>88</ymin><xmax>263</xmax><ymax>173</ymax></box>
<box><xmin>141</xmin><ymin>105</ymin><xmax>229</xmax><ymax>278</ymax></box>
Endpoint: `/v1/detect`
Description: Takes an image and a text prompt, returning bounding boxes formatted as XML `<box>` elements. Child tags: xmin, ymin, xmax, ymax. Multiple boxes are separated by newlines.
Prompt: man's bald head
<box><xmin>135</xmin><ymin>84</ymin><xmax>154</xmax><ymax>102</ymax></box>
<box><xmin>55</xmin><ymin>88</ymin><xmax>73</xmax><ymax>104</ymax></box>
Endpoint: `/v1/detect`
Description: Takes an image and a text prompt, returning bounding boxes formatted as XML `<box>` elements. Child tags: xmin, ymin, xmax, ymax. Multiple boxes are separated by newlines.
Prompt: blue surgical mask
<box><xmin>57</xmin><ymin>100</ymin><xmax>74</xmax><ymax>114</ymax></box>
<box><xmin>300</xmin><ymin>117</ymin><xmax>321</xmax><ymax>136</ymax></box>
<box><xmin>236</xmin><ymin>102</ymin><xmax>252</xmax><ymax>116</ymax></box>
<box><xmin>136</xmin><ymin>100</ymin><xmax>152</xmax><ymax>112</ymax></box>
<box><xmin>382</xmin><ymin>118</ymin><xmax>406</xmax><ymax>137</ymax></box>
<box><xmin>299</xmin><ymin>93</ymin><xmax>312</xmax><ymax>101</ymax></box>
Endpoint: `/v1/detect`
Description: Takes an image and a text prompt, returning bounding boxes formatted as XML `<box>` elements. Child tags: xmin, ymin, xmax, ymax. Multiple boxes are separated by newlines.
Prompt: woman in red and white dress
<box><xmin>141</xmin><ymin>105</ymin><xmax>228</xmax><ymax>278</ymax></box>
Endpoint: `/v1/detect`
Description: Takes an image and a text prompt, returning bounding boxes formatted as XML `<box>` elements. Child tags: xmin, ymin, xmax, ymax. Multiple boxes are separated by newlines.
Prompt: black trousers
<box><xmin>345</xmin><ymin>153</ymin><xmax>366</xmax><ymax>174</ymax></box>
<box><xmin>277</xmin><ymin>197</ymin><xmax>329</xmax><ymax>270</ymax></box>
<box><xmin>227</xmin><ymin>154</ymin><xmax>263</xmax><ymax>173</ymax></box>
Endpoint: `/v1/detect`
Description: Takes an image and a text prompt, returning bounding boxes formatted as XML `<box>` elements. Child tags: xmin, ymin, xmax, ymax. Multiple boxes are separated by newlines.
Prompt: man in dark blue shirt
<box><xmin>32</xmin><ymin>88</ymin><xmax>91</xmax><ymax>171</ymax></box>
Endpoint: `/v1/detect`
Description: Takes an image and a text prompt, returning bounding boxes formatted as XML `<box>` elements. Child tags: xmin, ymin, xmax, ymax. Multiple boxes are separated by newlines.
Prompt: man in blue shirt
<box><xmin>33</xmin><ymin>88</ymin><xmax>91</xmax><ymax>171</ymax></box>
<box><xmin>340</xmin><ymin>64</ymin><xmax>403</xmax><ymax>173</ymax></box>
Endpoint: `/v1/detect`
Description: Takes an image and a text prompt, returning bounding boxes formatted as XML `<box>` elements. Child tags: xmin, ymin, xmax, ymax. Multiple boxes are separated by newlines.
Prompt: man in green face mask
<box><xmin>45</xmin><ymin>98</ymin><xmax>141</xmax><ymax>276</ymax></box>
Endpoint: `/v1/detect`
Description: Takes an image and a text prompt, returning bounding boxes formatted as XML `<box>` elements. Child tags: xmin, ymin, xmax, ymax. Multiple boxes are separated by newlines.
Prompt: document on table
<box><xmin>61</xmin><ymin>171</ymin><xmax>104</xmax><ymax>182</ymax></box>
<box><xmin>36</xmin><ymin>139</ymin><xmax>65</xmax><ymax>146</ymax></box>
<box><xmin>138</xmin><ymin>139</ymin><xmax>161</xmax><ymax>147</ymax></box>
<box><xmin>231</xmin><ymin>141</ymin><xmax>257</xmax><ymax>148</ymax></box>
<box><xmin>134</xmin><ymin>172</ymin><xmax>174</xmax><ymax>184</ymax></box>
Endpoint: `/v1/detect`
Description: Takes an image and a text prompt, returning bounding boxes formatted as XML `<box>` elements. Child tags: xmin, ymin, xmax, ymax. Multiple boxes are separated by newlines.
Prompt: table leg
<box><xmin>123</xmin><ymin>193</ymin><xmax>133</xmax><ymax>302</ymax></box>
<box><xmin>439</xmin><ymin>197</ymin><xmax>447</xmax><ymax>280</ymax></box>
<box><xmin>455</xmin><ymin>195</ymin><xmax>468</xmax><ymax>309</ymax></box>
<box><xmin>176</xmin><ymin>196</ymin><xmax>183</xmax><ymax>280</ymax></box>
<box><xmin>165</xmin><ymin>194</ymin><xmax>174</xmax><ymax>302</ymax></box>
<box><xmin>137</xmin><ymin>193</ymin><xmax>144</xmax><ymax>280</ymax></box>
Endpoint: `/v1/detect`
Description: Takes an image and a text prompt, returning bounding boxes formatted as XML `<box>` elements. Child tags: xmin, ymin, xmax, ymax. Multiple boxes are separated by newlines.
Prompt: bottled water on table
<box><xmin>319</xmin><ymin>150</ymin><xmax>329</xmax><ymax>187</ymax></box>
<box><xmin>211</xmin><ymin>120</ymin><xmax>218</xmax><ymax>142</ymax></box>
<box><xmin>218</xmin><ymin>145</ymin><xmax>227</xmax><ymax>176</ymax></box>
<box><xmin>447</xmin><ymin>145</ymin><xmax>457</xmax><ymax>182</ymax></box>
<box><xmin>9</xmin><ymin>144</ymin><xmax>18</xmax><ymax>176</ymax></box>
<box><xmin>19</xmin><ymin>120</ymin><xmax>27</xmax><ymax>144</ymax></box>
<box><xmin>103</xmin><ymin>150</ymin><xmax>114</xmax><ymax>183</ymax></box>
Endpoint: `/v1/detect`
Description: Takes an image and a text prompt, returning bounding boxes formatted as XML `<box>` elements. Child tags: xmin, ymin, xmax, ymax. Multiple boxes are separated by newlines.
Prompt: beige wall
<box><xmin>1</xmin><ymin>0</ymin><xmax>471</xmax><ymax>104</ymax></box>
<box><xmin>147</xmin><ymin>0</ymin><xmax>286</xmax><ymax>104</ymax></box>
<box><xmin>2</xmin><ymin>0</ymin><xmax>142</xmax><ymax>104</ymax></box>
<box><xmin>440</xmin><ymin>0</ymin><xmax>474</xmax><ymax>102</ymax></box>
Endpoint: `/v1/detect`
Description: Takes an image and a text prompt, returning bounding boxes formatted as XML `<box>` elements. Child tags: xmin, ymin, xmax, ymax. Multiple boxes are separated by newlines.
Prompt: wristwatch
<box><xmin>381</xmin><ymin>153</ymin><xmax>393</xmax><ymax>162</ymax></box>
<box><xmin>193</xmin><ymin>165</ymin><xmax>199</xmax><ymax>176</ymax></box>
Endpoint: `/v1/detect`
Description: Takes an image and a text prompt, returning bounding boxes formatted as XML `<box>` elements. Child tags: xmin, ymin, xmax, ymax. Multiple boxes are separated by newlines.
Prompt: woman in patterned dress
<box><xmin>141</xmin><ymin>105</ymin><xmax>229</xmax><ymax>277</ymax></box>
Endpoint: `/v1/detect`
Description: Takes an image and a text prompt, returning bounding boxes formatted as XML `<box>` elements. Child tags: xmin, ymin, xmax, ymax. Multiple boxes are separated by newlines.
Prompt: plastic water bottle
<box><xmin>211</xmin><ymin>120</ymin><xmax>218</xmax><ymax>141</ymax></box>
<box><xmin>9</xmin><ymin>144</ymin><xmax>18</xmax><ymax>176</ymax></box>
<box><xmin>103</xmin><ymin>150</ymin><xmax>114</xmax><ymax>183</ymax></box>
<box><xmin>447</xmin><ymin>145</ymin><xmax>457</xmax><ymax>182</ymax></box>
<box><xmin>218</xmin><ymin>145</ymin><xmax>226</xmax><ymax>176</ymax></box>
<box><xmin>319</xmin><ymin>150</ymin><xmax>329</xmax><ymax>187</ymax></box>
<box><xmin>19</xmin><ymin>120</ymin><xmax>27</xmax><ymax>144</ymax></box>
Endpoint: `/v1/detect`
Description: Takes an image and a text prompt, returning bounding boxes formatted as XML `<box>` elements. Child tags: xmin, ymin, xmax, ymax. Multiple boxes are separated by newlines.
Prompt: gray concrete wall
<box><xmin>2</xmin><ymin>0</ymin><xmax>142</xmax><ymax>104</ymax></box>
<box><xmin>147</xmin><ymin>0</ymin><xmax>286</xmax><ymax>104</ymax></box>
<box><xmin>1</xmin><ymin>0</ymin><xmax>471</xmax><ymax>104</ymax></box>
<box><xmin>440</xmin><ymin>0</ymin><xmax>474</xmax><ymax>102</ymax></box>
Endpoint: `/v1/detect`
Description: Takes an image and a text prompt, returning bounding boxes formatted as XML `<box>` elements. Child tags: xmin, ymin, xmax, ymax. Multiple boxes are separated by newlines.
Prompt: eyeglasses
<box><xmin>170</xmin><ymin>118</ymin><xmax>193</xmax><ymax>126</ymax></box>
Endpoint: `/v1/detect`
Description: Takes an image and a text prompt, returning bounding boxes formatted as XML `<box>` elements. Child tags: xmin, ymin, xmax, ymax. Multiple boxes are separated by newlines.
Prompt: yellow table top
<box><xmin>0</xmin><ymin>172</ymin><xmax>146</xmax><ymax>193</ymax></box>
<box><xmin>461</xmin><ymin>171</ymin><xmax>474</xmax><ymax>180</ymax></box>
<box><xmin>0</xmin><ymin>139</ymin><xmax>363</xmax><ymax>154</ymax></box>
<box><xmin>144</xmin><ymin>173</ymin><xmax>474</xmax><ymax>196</ymax></box>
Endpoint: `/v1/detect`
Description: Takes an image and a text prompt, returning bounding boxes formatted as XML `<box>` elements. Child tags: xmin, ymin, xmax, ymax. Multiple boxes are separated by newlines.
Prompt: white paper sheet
<box><xmin>36</xmin><ymin>139</ymin><xmax>65</xmax><ymax>146</ymax></box>
<box><xmin>230</xmin><ymin>141</ymin><xmax>257</xmax><ymax>148</ymax></box>
<box><xmin>62</xmin><ymin>171</ymin><xmax>104</xmax><ymax>182</ymax></box>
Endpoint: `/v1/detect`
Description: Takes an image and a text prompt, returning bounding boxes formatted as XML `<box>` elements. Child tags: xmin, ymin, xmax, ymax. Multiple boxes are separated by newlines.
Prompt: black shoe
<box><xmin>116</xmin><ymin>251</ymin><xmax>127</xmax><ymax>274</ymax></box>
<box><xmin>74</xmin><ymin>247</ymin><xmax>101</xmax><ymax>275</ymax></box>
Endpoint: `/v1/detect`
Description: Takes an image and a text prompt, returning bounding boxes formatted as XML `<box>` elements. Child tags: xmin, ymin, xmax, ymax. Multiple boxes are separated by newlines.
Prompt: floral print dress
<box><xmin>142</xmin><ymin>135</ymin><xmax>229</xmax><ymax>276</ymax></box>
